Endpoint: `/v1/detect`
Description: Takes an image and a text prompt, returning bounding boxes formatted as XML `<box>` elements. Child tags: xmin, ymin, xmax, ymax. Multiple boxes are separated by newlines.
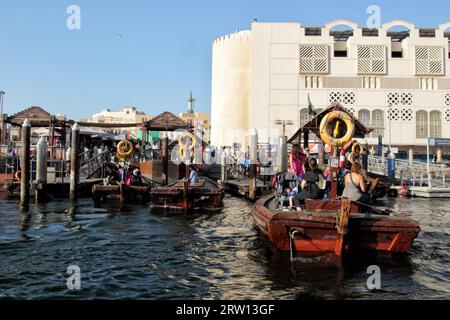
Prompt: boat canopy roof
<box><xmin>287</xmin><ymin>102</ymin><xmax>374</xmax><ymax>144</ymax></box>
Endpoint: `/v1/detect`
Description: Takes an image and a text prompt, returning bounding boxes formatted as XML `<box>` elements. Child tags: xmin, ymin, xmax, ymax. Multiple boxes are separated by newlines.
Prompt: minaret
<box><xmin>188</xmin><ymin>90</ymin><xmax>195</xmax><ymax>113</ymax></box>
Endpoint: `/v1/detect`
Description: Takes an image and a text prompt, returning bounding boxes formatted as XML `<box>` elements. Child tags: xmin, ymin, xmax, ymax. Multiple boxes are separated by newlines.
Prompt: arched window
<box><xmin>329</xmin><ymin>23</ymin><xmax>355</xmax><ymax>58</ymax></box>
<box><xmin>372</xmin><ymin>109</ymin><xmax>385</xmax><ymax>138</ymax></box>
<box><xmin>300</xmin><ymin>108</ymin><xmax>311</xmax><ymax>126</ymax></box>
<box><xmin>358</xmin><ymin>109</ymin><xmax>371</xmax><ymax>125</ymax></box>
<box><xmin>416</xmin><ymin>110</ymin><xmax>428</xmax><ymax>139</ymax></box>
<box><xmin>430</xmin><ymin>110</ymin><xmax>442</xmax><ymax>138</ymax></box>
<box><xmin>439</xmin><ymin>23</ymin><xmax>450</xmax><ymax>59</ymax></box>
<box><xmin>384</xmin><ymin>22</ymin><xmax>413</xmax><ymax>58</ymax></box>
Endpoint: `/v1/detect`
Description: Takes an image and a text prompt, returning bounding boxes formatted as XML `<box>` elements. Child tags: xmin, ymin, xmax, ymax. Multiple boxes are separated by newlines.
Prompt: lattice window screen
<box><xmin>299</xmin><ymin>45</ymin><xmax>329</xmax><ymax>74</ymax></box>
<box><xmin>415</xmin><ymin>46</ymin><xmax>444</xmax><ymax>76</ymax></box>
<box><xmin>387</xmin><ymin>93</ymin><xmax>413</xmax><ymax>106</ymax></box>
<box><xmin>345</xmin><ymin>107</ymin><xmax>356</xmax><ymax>115</ymax></box>
<box><xmin>388</xmin><ymin>108</ymin><xmax>413</xmax><ymax>122</ymax></box>
<box><xmin>329</xmin><ymin>91</ymin><xmax>356</xmax><ymax>106</ymax></box>
<box><xmin>445</xmin><ymin>109</ymin><xmax>450</xmax><ymax>122</ymax></box>
<box><xmin>445</xmin><ymin>94</ymin><xmax>450</xmax><ymax>107</ymax></box>
<box><xmin>358</xmin><ymin>45</ymin><xmax>386</xmax><ymax>74</ymax></box>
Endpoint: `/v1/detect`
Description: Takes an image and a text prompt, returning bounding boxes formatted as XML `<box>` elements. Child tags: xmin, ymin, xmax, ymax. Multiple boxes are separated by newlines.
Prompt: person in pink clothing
<box><xmin>288</xmin><ymin>143</ymin><xmax>306</xmax><ymax>179</ymax></box>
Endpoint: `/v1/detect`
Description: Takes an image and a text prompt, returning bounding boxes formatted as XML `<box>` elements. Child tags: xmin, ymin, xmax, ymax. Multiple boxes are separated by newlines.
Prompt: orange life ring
<box><xmin>319</xmin><ymin>111</ymin><xmax>355</xmax><ymax>148</ymax></box>
<box><xmin>117</xmin><ymin>140</ymin><xmax>133</xmax><ymax>158</ymax></box>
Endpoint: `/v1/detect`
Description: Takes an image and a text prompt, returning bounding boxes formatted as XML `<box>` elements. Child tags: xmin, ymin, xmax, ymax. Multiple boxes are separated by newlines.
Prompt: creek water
<box><xmin>0</xmin><ymin>196</ymin><xmax>449</xmax><ymax>299</ymax></box>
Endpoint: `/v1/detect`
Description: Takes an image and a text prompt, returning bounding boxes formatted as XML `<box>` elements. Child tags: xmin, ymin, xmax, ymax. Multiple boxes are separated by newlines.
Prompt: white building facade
<box><xmin>91</xmin><ymin>106</ymin><xmax>152</xmax><ymax>137</ymax></box>
<box><xmin>211</xmin><ymin>20</ymin><xmax>450</xmax><ymax>160</ymax></box>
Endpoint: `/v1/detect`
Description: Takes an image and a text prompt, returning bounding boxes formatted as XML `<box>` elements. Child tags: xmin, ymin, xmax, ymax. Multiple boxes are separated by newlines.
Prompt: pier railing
<box><xmin>80</xmin><ymin>151</ymin><xmax>107</xmax><ymax>179</ymax></box>
<box><xmin>1</xmin><ymin>147</ymin><xmax>108</xmax><ymax>188</ymax></box>
<box><xmin>368</xmin><ymin>155</ymin><xmax>449</xmax><ymax>188</ymax></box>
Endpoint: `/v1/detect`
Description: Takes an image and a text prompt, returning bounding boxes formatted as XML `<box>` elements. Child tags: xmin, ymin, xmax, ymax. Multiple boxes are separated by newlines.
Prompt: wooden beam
<box><xmin>335</xmin><ymin>199</ymin><xmax>351</xmax><ymax>256</ymax></box>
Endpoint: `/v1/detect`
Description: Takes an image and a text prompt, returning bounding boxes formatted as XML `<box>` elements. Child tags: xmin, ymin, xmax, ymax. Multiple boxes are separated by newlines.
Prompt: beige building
<box><xmin>91</xmin><ymin>106</ymin><xmax>152</xmax><ymax>137</ymax></box>
<box><xmin>211</xmin><ymin>20</ymin><xmax>450</xmax><ymax>161</ymax></box>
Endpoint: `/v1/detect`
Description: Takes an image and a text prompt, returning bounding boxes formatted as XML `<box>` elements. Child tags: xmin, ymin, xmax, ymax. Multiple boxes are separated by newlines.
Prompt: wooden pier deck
<box><xmin>0</xmin><ymin>178</ymin><xmax>103</xmax><ymax>199</ymax></box>
<box><xmin>218</xmin><ymin>179</ymin><xmax>272</xmax><ymax>198</ymax></box>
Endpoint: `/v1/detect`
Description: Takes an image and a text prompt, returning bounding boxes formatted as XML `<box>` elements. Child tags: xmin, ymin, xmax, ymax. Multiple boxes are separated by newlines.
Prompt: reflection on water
<box><xmin>0</xmin><ymin>195</ymin><xmax>449</xmax><ymax>299</ymax></box>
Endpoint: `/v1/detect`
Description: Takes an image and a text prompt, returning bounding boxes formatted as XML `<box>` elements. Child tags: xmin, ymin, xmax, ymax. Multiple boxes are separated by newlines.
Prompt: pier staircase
<box><xmin>80</xmin><ymin>151</ymin><xmax>108</xmax><ymax>179</ymax></box>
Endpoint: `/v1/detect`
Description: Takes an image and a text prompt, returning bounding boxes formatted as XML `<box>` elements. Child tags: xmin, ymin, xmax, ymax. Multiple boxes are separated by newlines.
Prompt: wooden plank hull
<box><xmin>150</xmin><ymin>177</ymin><xmax>224</xmax><ymax>212</ymax></box>
<box><xmin>92</xmin><ymin>184</ymin><xmax>151</xmax><ymax>203</ymax></box>
<box><xmin>252</xmin><ymin>196</ymin><xmax>420</xmax><ymax>254</ymax></box>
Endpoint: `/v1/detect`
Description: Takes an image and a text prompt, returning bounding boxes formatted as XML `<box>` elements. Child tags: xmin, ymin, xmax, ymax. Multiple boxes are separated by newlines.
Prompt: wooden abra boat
<box><xmin>92</xmin><ymin>183</ymin><xmax>151</xmax><ymax>204</ymax></box>
<box><xmin>252</xmin><ymin>196</ymin><xmax>421</xmax><ymax>255</ymax></box>
<box><xmin>150</xmin><ymin>177</ymin><xmax>224</xmax><ymax>212</ymax></box>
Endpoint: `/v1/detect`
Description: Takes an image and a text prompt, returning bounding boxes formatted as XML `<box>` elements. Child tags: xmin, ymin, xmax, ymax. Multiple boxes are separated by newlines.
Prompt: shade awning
<box><xmin>32</xmin><ymin>127</ymin><xmax>61</xmax><ymax>137</ymax></box>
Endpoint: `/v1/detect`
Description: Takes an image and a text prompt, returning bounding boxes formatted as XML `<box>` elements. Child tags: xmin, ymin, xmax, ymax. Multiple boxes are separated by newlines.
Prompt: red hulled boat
<box><xmin>252</xmin><ymin>196</ymin><xmax>421</xmax><ymax>254</ymax></box>
<box><xmin>252</xmin><ymin>102</ymin><xmax>421</xmax><ymax>255</ymax></box>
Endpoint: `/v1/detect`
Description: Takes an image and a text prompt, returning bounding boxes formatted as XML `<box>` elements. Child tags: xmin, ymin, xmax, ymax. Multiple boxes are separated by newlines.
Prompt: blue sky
<box><xmin>1</xmin><ymin>0</ymin><xmax>450</xmax><ymax>120</ymax></box>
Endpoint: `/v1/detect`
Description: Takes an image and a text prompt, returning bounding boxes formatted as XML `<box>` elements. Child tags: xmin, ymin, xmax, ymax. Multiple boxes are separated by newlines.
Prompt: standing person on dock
<box><xmin>84</xmin><ymin>146</ymin><xmax>90</xmax><ymax>161</ymax></box>
<box><xmin>189</xmin><ymin>165</ymin><xmax>199</xmax><ymax>184</ymax></box>
<box><xmin>118</xmin><ymin>165</ymin><xmax>126</xmax><ymax>183</ymax></box>
<box><xmin>289</xmin><ymin>143</ymin><xmax>306</xmax><ymax>180</ymax></box>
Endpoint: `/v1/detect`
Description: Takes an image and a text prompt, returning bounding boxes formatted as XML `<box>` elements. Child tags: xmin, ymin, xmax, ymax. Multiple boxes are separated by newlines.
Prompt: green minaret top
<box><xmin>188</xmin><ymin>90</ymin><xmax>195</xmax><ymax>113</ymax></box>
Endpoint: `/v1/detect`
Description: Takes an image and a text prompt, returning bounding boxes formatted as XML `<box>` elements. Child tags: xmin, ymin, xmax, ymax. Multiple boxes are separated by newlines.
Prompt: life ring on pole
<box><xmin>178</xmin><ymin>133</ymin><xmax>196</xmax><ymax>161</ymax></box>
<box><xmin>348</xmin><ymin>152</ymin><xmax>357</xmax><ymax>164</ymax></box>
<box><xmin>117</xmin><ymin>140</ymin><xmax>134</xmax><ymax>158</ymax></box>
<box><xmin>351</xmin><ymin>142</ymin><xmax>362</xmax><ymax>157</ymax></box>
<box><xmin>319</xmin><ymin>111</ymin><xmax>355</xmax><ymax>148</ymax></box>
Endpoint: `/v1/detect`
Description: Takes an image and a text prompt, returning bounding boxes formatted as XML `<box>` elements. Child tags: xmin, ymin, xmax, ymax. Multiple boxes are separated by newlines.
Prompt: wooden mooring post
<box><xmin>161</xmin><ymin>133</ymin><xmax>169</xmax><ymax>185</ymax></box>
<box><xmin>20</xmin><ymin>119</ymin><xmax>31</xmax><ymax>208</ymax></box>
<box><xmin>35</xmin><ymin>136</ymin><xmax>48</xmax><ymax>203</ymax></box>
<box><xmin>70</xmin><ymin>123</ymin><xmax>80</xmax><ymax>201</ymax></box>
<box><xmin>249</xmin><ymin>129</ymin><xmax>258</xmax><ymax>201</ymax></box>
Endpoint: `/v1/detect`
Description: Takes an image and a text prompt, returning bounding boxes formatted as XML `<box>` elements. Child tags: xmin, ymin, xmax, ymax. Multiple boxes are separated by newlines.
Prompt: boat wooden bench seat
<box><xmin>304</xmin><ymin>199</ymin><xmax>360</xmax><ymax>213</ymax></box>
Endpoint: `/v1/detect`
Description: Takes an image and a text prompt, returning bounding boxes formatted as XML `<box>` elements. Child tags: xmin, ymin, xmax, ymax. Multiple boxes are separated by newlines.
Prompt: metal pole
<box><xmin>388</xmin><ymin>104</ymin><xmax>392</xmax><ymax>151</ymax></box>
<box><xmin>70</xmin><ymin>123</ymin><xmax>80</xmax><ymax>201</ymax></box>
<box><xmin>161</xmin><ymin>133</ymin><xmax>169</xmax><ymax>185</ymax></box>
<box><xmin>36</xmin><ymin>136</ymin><xmax>48</xmax><ymax>203</ymax></box>
<box><xmin>249</xmin><ymin>129</ymin><xmax>258</xmax><ymax>201</ymax></box>
<box><xmin>278</xmin><ymin>136</ymin><xmax>287</xmax><ymax>173</ymax></box>
<box><xmin>20</xmin><ymin>119</ymin><xmax>31</xmax><ymax>208</ymax></box>
<box><xmin>0</xmin><ymin>91</ymin><xmax>5</xmax><ymax>145</ymax></box>
<box><xmin>427</xmin><ymin>137</ymin><xmax>432</xmax><ymax>189</ymax></box>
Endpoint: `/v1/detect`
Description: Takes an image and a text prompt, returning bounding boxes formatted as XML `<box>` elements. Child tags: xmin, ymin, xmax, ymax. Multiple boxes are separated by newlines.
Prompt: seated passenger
<box><xmin>342</xmin><ymin>162</ymin><xmax>372</xmax><ymax>209</ymax></box>
<box><xmin>337</xmin><ymin>161</ymin><xmax>353</xmax><ymax>196</ymax></box>
<box><xmin>292</xmin><ymin>158</ymin><xmax>325</xmax><ymax>211</ymax></box>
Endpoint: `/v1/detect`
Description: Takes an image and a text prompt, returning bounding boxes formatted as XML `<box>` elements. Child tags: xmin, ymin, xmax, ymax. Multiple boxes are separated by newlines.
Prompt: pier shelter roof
<box><xmin>144</xmin><ymin>112</ymin><xmax>191</xmax><ymax>132</ymax></box>
<box><xmin>7</xmin><ymin>106</ymin><xmax>67</xmax><ymax>127</ymax></box>
<box><xmin>288</xmin><ymin>102</ymin><xmax>373</xmax><ymax>144</ymax></box>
